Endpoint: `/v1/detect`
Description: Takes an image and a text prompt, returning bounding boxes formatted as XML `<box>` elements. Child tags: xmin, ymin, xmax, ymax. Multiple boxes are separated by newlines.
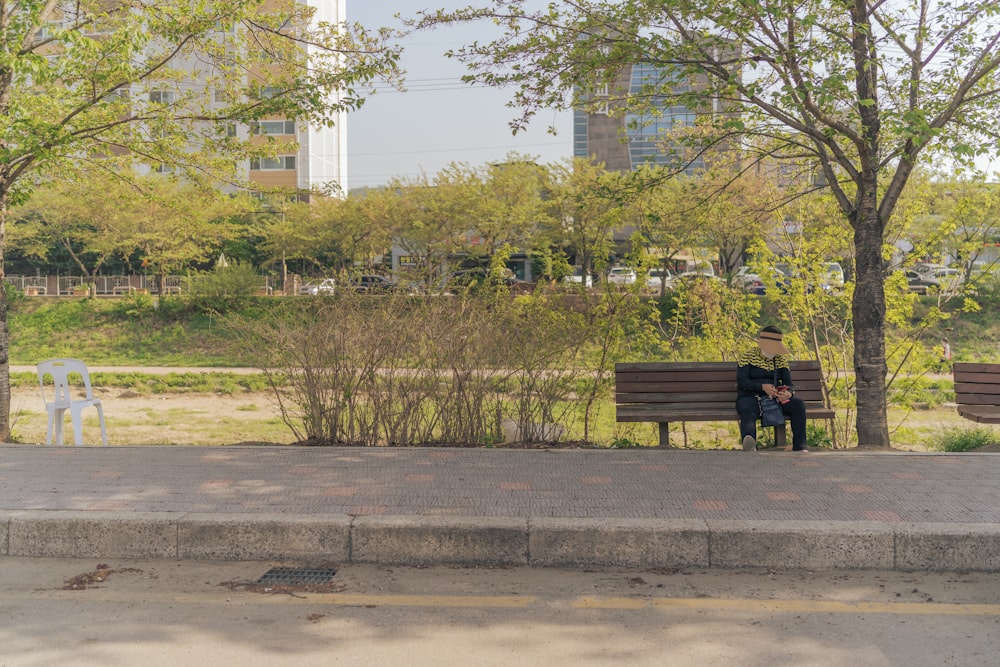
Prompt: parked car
<box><xmin>734</xmin><ymin>266</ymin><xmax>790</xmax><ymax>295</ymax></box>
<box><xmin>904</xmin><ymin>270</ymin><xmax>939</xmax><ymax>295</ymax></box>
<box><xmin>645</xmin><ymin>268</ymin><xmax>674</xmax><ymax>294</ymax></box>
<box><xmin>348</xmin><ymin>274</ymin><xmax>398</xmax><ymax>293</ymax></box>
<box><xmin>607</xmin><ymin>266</ymin><xmax>637</xmax><ymax>285</ymax></box>
<box><xmin>300</xmin><ymin>278</ymin><xmax>336</xmax><ymax>295</ymax></box>
<box><xmin>679</xmin><ymin>261</ymin><xmax>716</xmax><ymax>278</ymax></box>
<box><xmin>448</xmin><ymin>268</ymin><xmax>528</xmax><ymax>293</ymax></box>
<box><xmin>821</xmin><ymin>262</ymin><xmax>845</xmax><ymax>291</ymax></box>
<box><xmin>563</xmin><ymin>267</ymin><xmax>593</xmax><ymax>288</ymax></box>
<box><xmin>930</xmin><ymin>267</ymin><xmax>963</xmax><ymax>293</ymax></box>
<box><xmin>914</xmin><ymin>262</ymin><xmax>948</xmax><ymax>277</ymax></box>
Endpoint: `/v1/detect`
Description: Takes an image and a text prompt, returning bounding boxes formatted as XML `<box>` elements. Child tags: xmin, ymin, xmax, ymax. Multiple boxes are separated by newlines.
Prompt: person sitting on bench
<box><xmin>736</xmin><ymin>326</ymin><xmax>808</xmax><ymax>452</ymax></box>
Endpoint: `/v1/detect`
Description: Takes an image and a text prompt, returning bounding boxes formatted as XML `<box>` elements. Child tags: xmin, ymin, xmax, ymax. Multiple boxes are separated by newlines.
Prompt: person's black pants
<box><xmin>736</xmin><ymin>395</ymin><xmax>807</xmax><ymax>449</ymax></box>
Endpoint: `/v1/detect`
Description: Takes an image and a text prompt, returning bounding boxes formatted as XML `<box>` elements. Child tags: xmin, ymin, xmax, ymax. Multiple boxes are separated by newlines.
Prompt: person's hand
<box><xmin>776</xmin><ymin>388</ymin><xmax>793</xmax><ymax>403</ymax></box>
<box><xmin>761</xmin><ymin>383</ymin><xmax>777</xmax><ymax>398</ymax></box>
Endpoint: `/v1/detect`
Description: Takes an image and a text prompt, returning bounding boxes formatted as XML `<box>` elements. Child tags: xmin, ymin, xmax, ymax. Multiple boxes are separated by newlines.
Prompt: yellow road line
<box><xmin>9</xmin><ymin>590</ymin><xmax>999</xmax><ymax>615</ymax></box>
<box><xmin>573</xmin><ymin>597</ymin><xmax>1000</xmax><ymax>616</ymax></box>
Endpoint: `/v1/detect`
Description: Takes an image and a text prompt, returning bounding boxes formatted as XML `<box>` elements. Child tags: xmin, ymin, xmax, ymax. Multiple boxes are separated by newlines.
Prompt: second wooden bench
<box><xmin>953</xmin><ymin>362</ymin><xmax>1000</xmax><ymax>424</ymax></box>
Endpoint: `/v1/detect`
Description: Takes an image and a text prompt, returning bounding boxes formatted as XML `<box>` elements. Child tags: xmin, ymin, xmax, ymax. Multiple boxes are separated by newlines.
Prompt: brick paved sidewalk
<box><xmin>1</xmin><ymin>446</ymin><xmax>997</xmax><ymax>524</ymax></box>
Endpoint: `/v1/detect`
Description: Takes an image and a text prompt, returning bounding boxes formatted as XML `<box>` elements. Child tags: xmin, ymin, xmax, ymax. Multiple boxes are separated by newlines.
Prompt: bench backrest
<box><xmin>615</xmin><ymin>360</ymin><xmax>827</xmax><ymax>412</ymax></box>
<box><xmin>953</xmin><ymin>362</ymin><xmax>1000</xmax><ymax>406</ymax></box>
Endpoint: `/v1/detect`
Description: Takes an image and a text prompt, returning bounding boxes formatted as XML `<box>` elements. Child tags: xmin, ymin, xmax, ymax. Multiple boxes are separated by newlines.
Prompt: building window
<box><xmin>150</xmin><ymin>90</ymin><xmax>175</xmax><ymax>105</ymax></box>
<box><xmin>250</xmin><ymin>120</ymin><xmax>296</xmax><ymax>135</ymax></box>
<box><xmin>250</xmin><ymin>156</ymin><xmax>296</xmax><ymax>171</ymax></box>
<box><xmin>573</xmin><ymin>110</ymin><xmax>589</xmax><ymax>159</ymax></box>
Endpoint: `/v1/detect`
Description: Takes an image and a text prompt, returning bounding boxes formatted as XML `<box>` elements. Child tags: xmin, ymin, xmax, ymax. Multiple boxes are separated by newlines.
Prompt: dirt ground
<box><xmin>12</xmin><ymin>381</ymin><xmax>1000</xmax><ymax>450</ymax></box>
<box><xmin>11</xmin><ymin>384</ymin><xmax>293</xmax><ymax>446</ymax></box>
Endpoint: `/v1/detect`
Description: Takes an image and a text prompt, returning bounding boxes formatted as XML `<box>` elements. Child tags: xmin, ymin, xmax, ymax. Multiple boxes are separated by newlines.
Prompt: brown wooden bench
<box><xmin>953</xmin><ymin>362</ymin><xmax>1000</xmax><ymax>424</ymax></box>
<box><xmin>615</xmin><ymin>360</ymin><xmax>836</xmax><ymax>448</ymax></box>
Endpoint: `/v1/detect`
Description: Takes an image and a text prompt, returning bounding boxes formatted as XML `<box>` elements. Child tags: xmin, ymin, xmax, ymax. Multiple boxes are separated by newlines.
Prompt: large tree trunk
<box><xmin>852</xmin><ymin>184</ymin><xmax>890</xmax><ymax>448</ymax></box>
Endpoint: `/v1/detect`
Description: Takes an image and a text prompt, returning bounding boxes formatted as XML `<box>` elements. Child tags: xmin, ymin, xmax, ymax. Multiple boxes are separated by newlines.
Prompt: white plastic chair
<box><xmin>37</xmin><ymin>359</ymin><xmax>108</xmax><ymax>446</ymax></box>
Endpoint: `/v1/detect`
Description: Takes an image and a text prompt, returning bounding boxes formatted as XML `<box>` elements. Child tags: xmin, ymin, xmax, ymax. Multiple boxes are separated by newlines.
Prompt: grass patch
<box><xmin>12</xmin><ymin>370</ymin><xmax>271</xmax><ymax>394</ymax></box>
<box><xmin>934</xmin><ymin>427</ymin><xmax>998</xmax><ymax>452</ymax></box>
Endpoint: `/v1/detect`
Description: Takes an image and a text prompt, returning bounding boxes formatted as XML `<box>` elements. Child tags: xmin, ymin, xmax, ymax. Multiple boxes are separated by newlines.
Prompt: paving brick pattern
<box><xmin>1</xmin><ymin>446</ymin><xmax>998</xmax><ymax>524</ymax></box>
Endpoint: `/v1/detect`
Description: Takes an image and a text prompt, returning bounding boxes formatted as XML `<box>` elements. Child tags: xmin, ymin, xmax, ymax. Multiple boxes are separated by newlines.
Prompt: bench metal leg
<box><xmin>658</xmin><ymin>422</ymin><xmax>671</xmax><ymax>448</ymax></box>
<box><xmin>774</xmin><ymin>423</ymin><xmax>787</xmax><ymax>448</ymax></box>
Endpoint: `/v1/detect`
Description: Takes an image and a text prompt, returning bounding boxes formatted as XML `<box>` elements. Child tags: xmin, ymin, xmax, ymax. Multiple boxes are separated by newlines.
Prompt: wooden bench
<box><xmin>953</xmin><ymin>362</ymin><xmax>1000</xmax><ymax>424</ymax></box>
<box><xmin>615</xmin><ymin>360</ymin><xmax>836</xmax><ymax>448</ymax></box>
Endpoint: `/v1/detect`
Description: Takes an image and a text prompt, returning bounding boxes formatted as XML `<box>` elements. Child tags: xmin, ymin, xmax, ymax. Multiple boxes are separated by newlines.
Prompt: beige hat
<box><xmin>758</xmin><ymin>329</ymin><xmax>789</xmax><ymax>357</ymax></box>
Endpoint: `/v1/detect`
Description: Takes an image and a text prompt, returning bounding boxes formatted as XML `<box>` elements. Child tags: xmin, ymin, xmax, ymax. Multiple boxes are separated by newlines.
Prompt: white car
<box><xmin>821</xmin><ymin>262</ymin><xmax>845</xmax><ymax>291</ymax></box>
<box><xmin>563</xmin><ymin>267</ymin><xmax>593</xmax><ymax>288</ymax></box>
<box><xmin>300</xmin><ymin>278</ymin><xmax>336</xmax><ymax>295</ymax></box>
<box><xmin>645</xmin><ymin>268</ymin><xmax>674</xmax><ymax>293</ymax></box>
<box><xmin>607</xmin><ymin>266</ymin><xmax>637</xmax><ymax>285</ymax></box>
<box><xmin>931</xmin><ymin>268</ymin><xmax>963</xmax><ymax>293</ymax></box>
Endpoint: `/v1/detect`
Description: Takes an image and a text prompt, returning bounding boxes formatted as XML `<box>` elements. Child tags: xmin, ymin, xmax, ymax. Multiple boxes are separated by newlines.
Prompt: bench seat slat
<box><xmin>957</xmin><ymin>406</ymin><xmax>1000</xmax><ymax>424</ymax></box>
<box><xmin>617</xmin><ymin>405</ymin><xmax>835</xmax><ymax>421</ymax></box>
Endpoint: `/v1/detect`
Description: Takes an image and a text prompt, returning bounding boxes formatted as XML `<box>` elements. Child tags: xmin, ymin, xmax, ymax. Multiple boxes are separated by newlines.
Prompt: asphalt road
<box><xmin>2</xmin><ymin>557</ymin><xmax>998</xmax><ymax>666</ymax></box>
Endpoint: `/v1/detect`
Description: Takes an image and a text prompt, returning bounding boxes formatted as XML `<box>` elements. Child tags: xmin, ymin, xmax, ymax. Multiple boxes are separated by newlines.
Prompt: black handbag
<box><xmin>758</xmin><ymin>396</ymin><xmax>785</xmax><ymax>427</ymax></box>
<box><xmin>757</xmin><ymin>365</ymin><xmax>785</xmax><ymax>427</ymax></box>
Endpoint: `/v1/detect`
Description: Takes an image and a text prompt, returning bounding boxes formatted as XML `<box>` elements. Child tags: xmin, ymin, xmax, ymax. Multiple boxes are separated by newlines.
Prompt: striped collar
<box><xmin>738</xmin><ymin>347</ymin><xmax>790</xmax><ymax>370</ymax></box>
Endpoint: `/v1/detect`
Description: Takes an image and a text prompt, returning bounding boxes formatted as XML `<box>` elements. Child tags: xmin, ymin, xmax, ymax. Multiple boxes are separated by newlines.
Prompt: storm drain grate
<box><xmin>256</xmin><ymin>567</ymin><xmax>337</xmax><ymax>585</ymax></box>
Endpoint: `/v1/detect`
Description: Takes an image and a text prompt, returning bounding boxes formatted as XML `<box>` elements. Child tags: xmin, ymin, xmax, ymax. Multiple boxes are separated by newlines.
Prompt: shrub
<box><xmin>935</xmin><ymin>427</ymin><xmax>997</xmax><ymax>452</ymax></box>
<box><xmin>222</xmin><ymin>291</ymin><xmax>624</xmax><ymax>446</ymax></box>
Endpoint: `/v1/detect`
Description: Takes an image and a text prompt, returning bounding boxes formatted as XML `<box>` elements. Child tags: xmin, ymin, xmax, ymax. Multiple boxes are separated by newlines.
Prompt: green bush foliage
<box><xmin>935</xmin><ymin>427</ymin><xmax>997</xmax><ymax>452</ymax></box>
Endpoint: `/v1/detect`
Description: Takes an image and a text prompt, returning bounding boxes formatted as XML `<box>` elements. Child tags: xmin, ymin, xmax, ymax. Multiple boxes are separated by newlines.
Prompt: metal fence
<box><xmin>5</xmin><ymin>275</ymin><xmax>279</xmax><ymax>296</ymax></box>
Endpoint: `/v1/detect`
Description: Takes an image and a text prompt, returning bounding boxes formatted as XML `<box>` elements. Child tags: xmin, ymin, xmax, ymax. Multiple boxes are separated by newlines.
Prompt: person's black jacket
<box><xmin>736</xmin><ymin>348</ymin><xmax>794</xmax><ymax>398</ymax></box>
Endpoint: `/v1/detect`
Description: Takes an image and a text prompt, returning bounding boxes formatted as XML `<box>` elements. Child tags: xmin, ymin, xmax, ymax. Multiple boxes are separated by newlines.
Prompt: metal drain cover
<box><xmin>256</xmin><ymin>567</ymin><xmax>337</xmax><ymax>585</ymax></box>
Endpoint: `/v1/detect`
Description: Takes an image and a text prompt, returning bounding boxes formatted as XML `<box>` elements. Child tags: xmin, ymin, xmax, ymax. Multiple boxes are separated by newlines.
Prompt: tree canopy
<box><xmin>0</xmin><ymin>0</ymin><xmax>401</xmax><ymax>438</ymax></box>
<box><xmin>417</xmin><ymin>0</ymin><xmax>1000</xmax><ymax>447</ymax></box>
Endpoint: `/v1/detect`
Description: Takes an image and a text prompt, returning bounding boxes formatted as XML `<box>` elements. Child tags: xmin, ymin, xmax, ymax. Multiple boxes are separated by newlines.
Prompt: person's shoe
<box><xmin>742</xmin><ymin>435</ymin><xmax>757</xmax><ymax>451</ymax></box>
<box><xmin>792</xmin><ymin>447</ymin><xmax>809</xmax><ymax>452</ymax></box>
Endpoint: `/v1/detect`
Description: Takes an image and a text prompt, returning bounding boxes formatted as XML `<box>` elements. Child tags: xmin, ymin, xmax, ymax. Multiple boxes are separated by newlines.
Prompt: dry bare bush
<box><xmin>224</xmin><ymin>291</ymin><xmax>600</xmax><ymax>446</ymax></box>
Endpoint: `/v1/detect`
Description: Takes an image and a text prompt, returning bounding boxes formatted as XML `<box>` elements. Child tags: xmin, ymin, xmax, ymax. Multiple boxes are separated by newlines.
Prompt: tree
<box><xmin>118</xmin><ymin>178</ymin><xmax>248</xmax><ymax>293</ymax></box>
<box><xmin>9</xmin><ymin>174</ymin><xmax>137</xmax><ymax>288</ymax></box>
<box><xmin>417</xmin><ymin>0</ymin><xmax>1000</xmax><ymax>448</ymax></box>
<box><xmin>546</xmin><ymin>158</ymin><xmax>625</xmax><ymax>277</ymax></box>
<box><xmin>388</xmin><ymin>165</ymin><xmax>490</xmax><ymax>285</ymax></box>
<box><xmin>478</xmin><ymin>155</ymin><xmax>554</xmax><ymax>256</ymax></box>
<box><xmin>0</xmin><ymin>0</ymin><xmax>400</xmax><ymax>438</ymax></box>
<box><xmin>623</xmin><ymin>169</ymin><xmax>703</xmax><ymax>285</ymax></box>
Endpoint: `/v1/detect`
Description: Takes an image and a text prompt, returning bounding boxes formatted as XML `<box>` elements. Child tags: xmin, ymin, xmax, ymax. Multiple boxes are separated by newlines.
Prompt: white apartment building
<box><xmin>247</xmin><ymin>0</ymin><xmax>348</xmax><ymax>196</ymax></box>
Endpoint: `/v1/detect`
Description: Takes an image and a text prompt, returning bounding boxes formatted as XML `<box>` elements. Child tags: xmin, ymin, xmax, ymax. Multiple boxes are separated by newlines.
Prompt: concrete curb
<box><xmin>2</xmin><ymin>511</ymin><xmax>999</xmax><ymax>571</ymax></box>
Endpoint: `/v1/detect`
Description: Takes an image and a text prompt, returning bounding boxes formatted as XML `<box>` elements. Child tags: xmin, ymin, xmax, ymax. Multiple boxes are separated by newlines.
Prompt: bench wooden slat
<box><xmin>954</xmin><ymin>382</ymin><xmax>1000</xmax><ymax>397</ymax></box>
<box><xmin>617</xmin><ymin>392</ymin><xmax>827</xmax><ymax>405</ymax></box>
<box><xmin>616</xmin><ymin>362</ymin><xmax>736</xmax><ymax>372</ymax></box>
<box><xmin>617</xmin><ymin>380</ymin><xmax>737</xmax><ymax>392</ymax></box>
<box><xmin>617</xmin><ymin>405</ymin><xmax>835</xmax><ymax>421</ymax></box>
<box><xmin>954</xmin><ymin>362</ymin><xmax>1000</xmax><ymax>375</ymax></box>
<box><xmin>957</xmin><ymin>406</ymin><xmax>1000</xmax><ymax>424</ymax></box>
<box><xmin>954</xmin><ymin>394</ymin><xmax>1000</xmax><ymax>405</ymax></box>
<box><xmin>952</xmin><ymin>372</ymin><xmax>1000</xmax><ymax>385</ymax></box>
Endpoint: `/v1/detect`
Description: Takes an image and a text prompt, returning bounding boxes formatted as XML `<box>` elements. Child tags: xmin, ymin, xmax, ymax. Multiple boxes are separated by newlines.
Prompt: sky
<box><xmin>345</xmin><ymin>2</ymin><xmax>573</xmax><ymax>191</ymax></box>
